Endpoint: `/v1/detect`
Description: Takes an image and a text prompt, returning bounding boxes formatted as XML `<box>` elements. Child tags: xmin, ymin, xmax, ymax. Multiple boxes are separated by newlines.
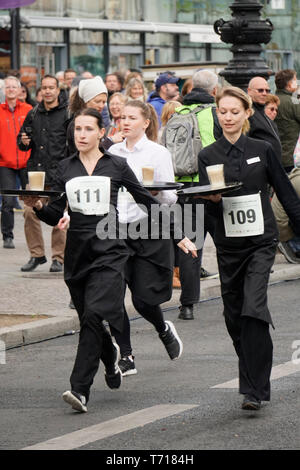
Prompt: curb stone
<box><xmin>2</xmin><ymin>263</ymin><xmax>300</xmax><ymax>350</ymax></box>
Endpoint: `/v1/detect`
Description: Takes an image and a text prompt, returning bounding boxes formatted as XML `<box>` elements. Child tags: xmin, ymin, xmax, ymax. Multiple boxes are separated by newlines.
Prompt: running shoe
<box><xmin>62</xmin><ymin>390</ymin><xmax>87</xmax><ymax>413</ymax></box>
<box><xmin>118</xmin><ymin>356</ymin><xmax>137</xmax><ymax>377</ymax></box>
<box><xmin>159</xmin><ymin>320</ymin><xmax>183</xmax><ymax>360</ymax></box>
<box><xmin>278</xmin><ymin>242</ymin><xmax>299</xmax><ymax>264</ymax></box>
<box><xmin>200</xmin><ymin>267</ymin><xmax>219</xmax><ymax>280</ymax></box>
<box><xmin>241</xmin><ymin>394</ymin><xmax>261</xmax><ymax>411</ymax></box>
<box><xmin>104</xmin><ymin>343</ymin><xmax>122</xmax><ymax>389</ymax></box>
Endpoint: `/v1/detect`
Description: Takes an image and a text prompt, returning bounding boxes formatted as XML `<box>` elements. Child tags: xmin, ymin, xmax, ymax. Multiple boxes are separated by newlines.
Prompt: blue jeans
<box><xmin>288</xmin><ymin>236</ymin><xmax>300</xmax><ymax>254</ymax></box>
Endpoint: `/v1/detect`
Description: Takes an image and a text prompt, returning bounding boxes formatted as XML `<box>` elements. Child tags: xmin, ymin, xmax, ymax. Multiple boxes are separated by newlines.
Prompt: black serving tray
<box><xmin>143</xmin><ymin>182</ymin><xmax>184</xmax><ymax>191</ymax></box>
<box><xmin>176</xmin><ymin>182</ymin><xmax>243</xmax><ymax>196</ymax></box>
<box><xmin>0</xmin><ymin>189</ymin><xmax>65</xmax><ymax>198</ymax></box>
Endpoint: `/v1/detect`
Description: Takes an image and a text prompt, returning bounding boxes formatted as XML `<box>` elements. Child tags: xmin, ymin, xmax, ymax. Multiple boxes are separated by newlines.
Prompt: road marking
<box><xmin>211</xmin><ymin>360</ymin><xmax>300</xmax><ymax>389</ymax></box>
<box><xmin>22</xmin><ymin>404</ymin><xmax>198</xmax><ymax>450</ymax></box>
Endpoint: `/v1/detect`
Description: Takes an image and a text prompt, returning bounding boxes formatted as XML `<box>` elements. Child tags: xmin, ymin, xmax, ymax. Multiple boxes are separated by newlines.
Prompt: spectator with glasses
<box><xmin>264</xmin><ymin>94</ymin><xmax>280</xmax><ymax>121</ymax></box>
<box><xmin>247</xmin><ymin>76</ymin><xmax>282</xmax><ymax>162</ymax></box>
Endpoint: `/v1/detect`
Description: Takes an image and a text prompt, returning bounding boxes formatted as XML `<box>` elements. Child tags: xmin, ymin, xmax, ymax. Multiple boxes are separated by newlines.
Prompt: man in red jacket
<box><xmin>0</xmin><ymin>76</ymin><xmax>32</xmax><ymax>248</ymax></box>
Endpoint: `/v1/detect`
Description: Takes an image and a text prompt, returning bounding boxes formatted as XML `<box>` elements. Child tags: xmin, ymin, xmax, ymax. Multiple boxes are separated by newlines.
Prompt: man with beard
<box><xmin>147</xmin><ymin>72</ymin><xmax>180</xmax><ymax>127</ymax></box>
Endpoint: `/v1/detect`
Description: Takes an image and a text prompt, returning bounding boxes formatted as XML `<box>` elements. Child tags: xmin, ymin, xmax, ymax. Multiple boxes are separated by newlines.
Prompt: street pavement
<box><xmin>1</xmin><ymin>209</ymin><xmax>300</xmax><ymax>349</ymax></box>
<box><xmin>0</xmin><ymin>278</ymin><xmax>299</xmax><ymax>451</ymax></box>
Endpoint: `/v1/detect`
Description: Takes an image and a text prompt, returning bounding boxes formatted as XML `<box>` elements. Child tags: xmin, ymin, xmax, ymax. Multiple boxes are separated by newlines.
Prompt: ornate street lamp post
<box><xmin>214</xmin><ymin>0</ymin><xmax>274</xmax><ymax>90</ymax></box>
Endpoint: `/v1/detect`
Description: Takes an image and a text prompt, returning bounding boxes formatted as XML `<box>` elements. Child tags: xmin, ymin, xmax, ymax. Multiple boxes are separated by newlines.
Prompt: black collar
<box><xmin>220</xmin><ymin>133</ymin><xmax>247</xmax><ymax>155</ymax></box>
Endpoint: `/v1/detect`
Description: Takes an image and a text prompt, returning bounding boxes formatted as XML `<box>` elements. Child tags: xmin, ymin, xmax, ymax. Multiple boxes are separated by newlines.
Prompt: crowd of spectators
<box><xmin>0</xmin><ymin>65</ymin><xmax>299</xmax><ymax>267</ymax></box>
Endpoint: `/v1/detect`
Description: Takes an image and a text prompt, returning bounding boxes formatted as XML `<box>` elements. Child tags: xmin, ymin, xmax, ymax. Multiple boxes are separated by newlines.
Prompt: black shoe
<box><xmin>278</xmin><ymin>242</ymin><xmax>299</xmax><ymax>264</ymax></box>
<box><xmin>200</xmin><ymin>267</ymin><xmax>219</xmax><ymax>280</ymax></box>
<box><xmin>104</xmin><ymin>343</ymin><xmax>122</xmax><ymax>389</ymax></box>
<box><xmin>49</xmin><ymin>259</ymin><xmax>63</xmax><ymax>272</ymax></box>
<box><xmin>62</xmin><ymin>390</ymin><xmax>87</xmax><ymax>413</ymax></box>
<box><xmin>241</xmin><ymin>394</ymin><xmax>261</xmax><ymax>411</ymax></box>
<box><xmin>159</xmin><ymin>320</ymin><xmax>183</xmax><ymax>360</ymax></box>
<box><xmin>3</xmin><ymin>238</ymin><xmax>15</xmax><ymax>249</ymax></box>
<box><xmin>119</xmin><ymin>356</ymin><xmax>137</xmax><ymax>377</ymax></box>
<box><xmin>178</xmin><ymin>305</ymin><xmax>194</xmax><ymax>320</ymax></box>
<box><xmin>21</xmin><ymin>256</ymin><xmax>47</xmax><ymax>272</ymax></box>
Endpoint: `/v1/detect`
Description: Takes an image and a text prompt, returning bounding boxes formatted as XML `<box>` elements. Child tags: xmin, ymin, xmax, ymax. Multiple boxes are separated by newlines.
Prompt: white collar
<box><xmin>120</xmin><ymin>134</ymin><xmax>149</xmax><ymax>153</ymax></box>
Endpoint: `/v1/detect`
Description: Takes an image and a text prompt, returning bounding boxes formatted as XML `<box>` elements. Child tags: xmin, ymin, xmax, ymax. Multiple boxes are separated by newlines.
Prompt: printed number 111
<box><xmin>75</xmin><ymin>189</ymin><xmax>101</xmax><ymax>203</ymax></box>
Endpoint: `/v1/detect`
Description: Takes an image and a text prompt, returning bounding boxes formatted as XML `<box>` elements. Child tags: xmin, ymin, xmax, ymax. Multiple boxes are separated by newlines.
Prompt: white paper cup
<box><xmin>28</xmin><ymin>171</ymin><xmax>45</xmax><ymax>191</ymax></box>
<box><xmin>206</xmin><ymin>164</ymin><xmax>224</xmax><ymax>188</ymax></box>
<box><xmin>142</xmin><ymin>166</ymin><xmax>154</xmax><ymax>185</ymax></box>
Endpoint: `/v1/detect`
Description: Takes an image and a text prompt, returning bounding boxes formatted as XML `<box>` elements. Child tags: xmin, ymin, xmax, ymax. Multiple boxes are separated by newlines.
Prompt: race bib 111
<box><xmin>66</xmin><ymin>176</ymin><xmax>111</xmax><ymax>216</ymax></box>
<box><xmin>222</xmin><ymin>193</ymin><xmax>264</xmax><ymax>237</ymax></box>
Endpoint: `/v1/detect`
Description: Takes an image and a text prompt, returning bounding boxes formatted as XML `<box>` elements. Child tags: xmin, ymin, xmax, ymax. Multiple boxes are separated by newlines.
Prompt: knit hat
<box><xmin>78</xmin><ymin>76</ymin><xmax>107</xmax><ymax>103</ymax></box>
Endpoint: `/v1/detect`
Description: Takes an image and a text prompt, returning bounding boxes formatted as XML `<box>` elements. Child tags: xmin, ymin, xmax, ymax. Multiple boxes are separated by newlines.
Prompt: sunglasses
<box><xmin>267</xmin><ymin>106</ymin><xmax>278</xmax><ymax>112</ymax></box>
<box><xmin>254</xmin><ymin>88</ymin><xmax>271</xmax><ymax>93</ymax></box>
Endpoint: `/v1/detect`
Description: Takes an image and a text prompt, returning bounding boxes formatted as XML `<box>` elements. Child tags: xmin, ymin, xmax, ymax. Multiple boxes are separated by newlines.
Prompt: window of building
<box><xmin>105</xmin><ymin>0</ymin><xmax>142</xmax><ymax>20</ymax></box>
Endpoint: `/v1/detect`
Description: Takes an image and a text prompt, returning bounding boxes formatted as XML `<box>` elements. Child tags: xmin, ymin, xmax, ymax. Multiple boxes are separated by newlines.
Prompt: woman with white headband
<box><xmin>66</xmin><ymin>75</ymin><xmax>123</xmax><ymax>156</ymax></box>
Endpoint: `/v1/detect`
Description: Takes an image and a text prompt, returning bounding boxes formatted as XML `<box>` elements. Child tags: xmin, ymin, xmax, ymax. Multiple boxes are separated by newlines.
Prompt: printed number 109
<box><xmin>228</xmin><ymin>209</ymin><xmax>256</xmax><ymax>225</ymax></box>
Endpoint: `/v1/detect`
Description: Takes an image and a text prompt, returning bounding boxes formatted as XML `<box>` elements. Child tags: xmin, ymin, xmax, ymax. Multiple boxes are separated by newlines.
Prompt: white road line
<box><xmin>22</xmin><ymin>404</ymin><xmax>198</xmax><ymax>451</ymax></box>
<box><xmin>211</xmin><ymin>360</ymin><xmax>300</xmax><ymax>389</ymax></box>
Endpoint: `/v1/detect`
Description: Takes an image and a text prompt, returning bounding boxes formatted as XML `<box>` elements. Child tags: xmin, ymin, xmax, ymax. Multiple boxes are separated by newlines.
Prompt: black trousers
<box><xmin>110</xmin><ymin>298</ymin><xmax>166</xmax><ymax>357</ymax></box>
<box><xmin>0</xmin><ymin>167</ymin><xmax>27</xmax><ymax>240</ymax></box>
<box><xmin>66</xmin><ymin>268</ymin><xmax>124</xmax><ymax>401</ymax></box>
<box><xmin>225</xmin><ymin>315</ymin><xmax>273</xmax><ymax>401</ymax></box>
<box><xmin>175</xmin><ymin>198</ymin><xmax>209</xmax><ymax>306</ymax></box>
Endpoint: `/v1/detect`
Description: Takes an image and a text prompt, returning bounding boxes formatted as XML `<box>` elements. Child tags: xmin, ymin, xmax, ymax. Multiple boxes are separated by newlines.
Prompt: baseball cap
<box><xmin>155</xmin><ymin>72</ymin><xmax>180</xmax><ymax>90</ymax></box>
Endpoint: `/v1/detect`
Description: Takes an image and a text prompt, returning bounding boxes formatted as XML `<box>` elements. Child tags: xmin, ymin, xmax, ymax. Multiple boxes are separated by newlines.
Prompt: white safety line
<box><xmin>22</xmin><ymin>404</ymin><xmax>198</xmax><ymax>451</ymax></box>
<box><xmin>211</xmin><ymin>360</ymin><xmax>300</xmax><ymax>389</ymax></box>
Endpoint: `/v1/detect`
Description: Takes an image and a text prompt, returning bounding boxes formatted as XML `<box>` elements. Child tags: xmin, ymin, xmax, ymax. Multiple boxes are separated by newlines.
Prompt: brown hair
<box><xmin>181</xmin><ymin>78</ymin><xmax>193</xmax><ymax>97</ymax></box>
<box><xmin>75</xmin><ymin>107</ymin><xmax>104</xmax><ymax>130</ymax></box>
<box><xmin>124</xmin><ymin>71</ymin><xmax>143</xmax><ymax>88</ymax></box>
<box><xmin>68</xmin><ymin>87</ymin><xmax>85</xmax><ymax>115</ymax></box>
<box><xmin>275</xmin><ymin>69</ymin><xmax>296</xmax><ymax>90</ymax></box>
<box><xmin>124</xmin><ymin>100</ymin><xmax>159</xmax><ymax>142</ymax></box>
<box><xmin>216</xmin><ymin>86</ymin><xmax>254</xmax><ymax>134</ymax></box>
<box><xmin>265</xmin><ymin>94</ymin><xmax>280</xmax><ymax>107</ymax></box>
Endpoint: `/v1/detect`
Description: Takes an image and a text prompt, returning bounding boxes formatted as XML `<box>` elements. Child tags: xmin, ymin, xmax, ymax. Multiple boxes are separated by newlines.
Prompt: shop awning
<box><xmin>0</xmin><ymin>15</ymin><xmax>221</xmax><ymax>43</ymax></box>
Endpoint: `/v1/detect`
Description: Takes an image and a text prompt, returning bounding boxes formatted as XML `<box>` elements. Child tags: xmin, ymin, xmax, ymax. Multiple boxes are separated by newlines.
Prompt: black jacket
<box><xmin>182</xmin><ymin>87</ymin><xmax>222</xmax><ymax>140</ymax></box>
<box><xmin>17</xmin><ymin>96</ymin><xmax>69</xmax><ymax>185</ymax></box>
<box><xmin>248</xmin><ymin>102</ymin><xmax>282</xmax><ymax>162</ymax></box>
<box><xmin>198</xmin><ymin>134</ymin><xmax>300</xmax><ymax>248</ymax></box>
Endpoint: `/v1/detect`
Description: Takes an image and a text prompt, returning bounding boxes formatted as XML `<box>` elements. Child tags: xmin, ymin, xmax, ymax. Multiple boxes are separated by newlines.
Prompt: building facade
<box><xmin>0</xmin><ymin>0</ymin><xmax>299</xmax><ymax>86</ymax></box>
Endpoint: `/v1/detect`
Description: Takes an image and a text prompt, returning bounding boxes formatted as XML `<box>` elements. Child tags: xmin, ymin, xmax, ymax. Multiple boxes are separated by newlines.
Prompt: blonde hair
<box><xmin>124</xmin><ymin>100</ymin><xmax>159</xmax><ymax>142</ymax></box>
<box><xmin>108</xmin><ymin>92</ymin><xmax>126</xmax><ymax>106</ymax></box>
<box><xmin>161</xmin><ymin>100</ymin><xmax>182</xmax><ymax>127</ymax></box>
<box><xmin>216</xmin><ymin>86</ymin><xmax>254</xmax><ymax>134</ymax></box>
<box><xmin>125</xmin><ymin>77</ymin><xmax>148</xmax><ymax>102</ymax></box>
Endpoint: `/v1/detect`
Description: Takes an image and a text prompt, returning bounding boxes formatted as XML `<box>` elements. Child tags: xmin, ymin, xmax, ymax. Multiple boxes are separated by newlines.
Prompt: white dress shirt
<box><xmin>110</xmin><ymin>134</ymin><xmax>177</xmax><ymax>223</ymax></box>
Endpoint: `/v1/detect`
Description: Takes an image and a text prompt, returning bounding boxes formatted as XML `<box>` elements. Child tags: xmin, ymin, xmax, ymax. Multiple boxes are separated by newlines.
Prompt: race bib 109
<box><xmin>222</xmin><ymin>193</ymin><xmax>264</xmax><ymax>237</ymax></box>
<box><xmin>66</xmin><ymin>176</ymin><xmax>111</xmax><ymax>216</ymax></box>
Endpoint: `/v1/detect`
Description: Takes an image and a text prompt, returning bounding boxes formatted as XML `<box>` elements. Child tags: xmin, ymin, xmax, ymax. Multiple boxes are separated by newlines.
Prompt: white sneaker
<box><xmin>62</xmin><ymin>390</ymin><xmax>87</xmax><ymax>413</ymax></box>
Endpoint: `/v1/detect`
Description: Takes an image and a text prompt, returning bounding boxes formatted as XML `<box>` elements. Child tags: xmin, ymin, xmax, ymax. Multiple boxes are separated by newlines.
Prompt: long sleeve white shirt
<box><xmin>110</xmin><ymin>134</ymin><xmax>177</xmax><ymax>223</ymax></box>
